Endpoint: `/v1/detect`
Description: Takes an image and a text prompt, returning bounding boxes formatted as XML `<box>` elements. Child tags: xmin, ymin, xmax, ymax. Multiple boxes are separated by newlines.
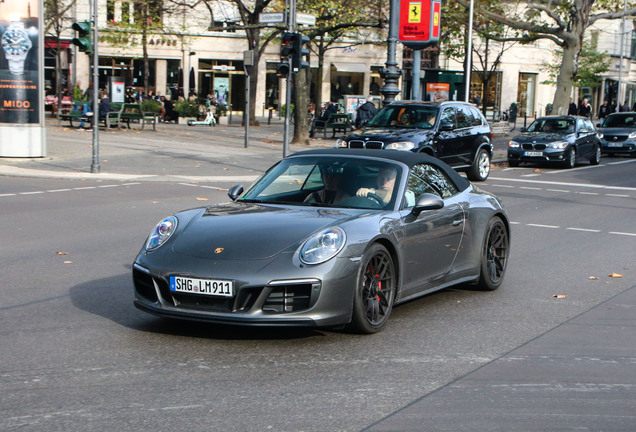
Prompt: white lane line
<box><xmin>606</xmin><ymin>193</ymin><xmax>630</xmax><ymax>198</ymax></box>
<box><xmin>19</xmin><ymin>191</ymin><xmax>45</xmax><ymax>195</ymax></box>
<box><xmin>608</xmin><ymin>159</ymin><xmax>636</xmax><ymax>165</ymax></box>
<box><xmin>178</xmin><ymin>183</ymin><xmax>224</xmax><ymax>191</ymax></box>
<box><xmin>577</xmin><ymin>191</ymin><xmax>599</xmax><ymax>195</ymax></box>
<box><xmin>567</xmin><ymin>227</ymin><xmax>602</xmax><ymax>233</ymax></box>
<box><xmin>489</xmin><ymin>184</ymin><xmax>515</xmax><ymax>188</ymax></box>
<box><xmin>97</xmin><ymin>184</ymin><xmax>119</xmax><ymax>188</ymax></box>
<box><xmin>1</xmin><ymin>183</ymin><xmax>142</xmax><ymax>199</ymax></box>
<box><xmin>73</xmin><ymin>186</ymin><xmax>96</xmax><ymax>190</ymax></box>
<box><xmin>527</xmin><ymin>223</ymin><xmax>560</xmax><ymax>229</ymax></box>
<box><xmin>0</xmin><ymin>193</ymin><xmax>17</xmax><ymax>197</ymax></box>
<box><xmin>488</xmin><ymin>177</ymin><xmax>636</xmax><ymax>192</ymax></box>
<box><xmin>609</xmin><ymin>231</ymin><xmax>636</xmax><ymax>237</ymax></box>
<box><xmin>546</xmin><ymin>189</ymin><xmax>570</xmax><ymax>193</ymax></box>
<box><xmin>48</xmin><ymin>189</ymin><xmax>72</xmax><ymax>193</ymax></box>
<box><xmin>520</xmin><ymin>186</ymin><xmax>542</xmax><ymax>190</ymax></box>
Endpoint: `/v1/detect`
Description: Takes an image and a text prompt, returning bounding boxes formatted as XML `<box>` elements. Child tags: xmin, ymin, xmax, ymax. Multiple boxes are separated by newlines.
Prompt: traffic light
<box><xmin>291</xmin><ymin>33</ymin><xmax>310</xmax><ymax>72</ymax></box>
<box><xmin>276</xmin><ymin>61</ymin><xmax>290</xmax><ymax>78</ymax></box>
<box><xmin>72</xmin><ymin>21</ymin><xmax>92</xmax><ymax>54</ymax></box>
<box><xmin>280</xmin><ymin>32</ymin><xmax>294</xmax><ymax>59</ymax></box>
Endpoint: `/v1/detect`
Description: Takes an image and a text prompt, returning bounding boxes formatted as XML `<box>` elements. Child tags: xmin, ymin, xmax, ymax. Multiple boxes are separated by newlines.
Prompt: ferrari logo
<box><xmin>409</xmin><ymin>2</ymin><xmax>421</xmax><ymax>23</ymax></box>
<box><xmin>215</xmin><ymin>248</ymin><xmax>224</xmax><ymax>254</ymax></box>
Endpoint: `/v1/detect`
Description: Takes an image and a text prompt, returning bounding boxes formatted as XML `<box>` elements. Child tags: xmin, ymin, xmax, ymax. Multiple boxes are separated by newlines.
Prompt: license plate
<box><xmin>608</xmin><ymin>143</ymin><xmax>623</xmax><ymax>147</ymax></box>
<box><xmin>524</xmin><ymin>151</ymin><xmax>543</xmax><ymax>157</ymax></box>
<box><xmin>170</xmin><ymin>276</ymin><xmax>233</xmax><ymax>297</ymax></box>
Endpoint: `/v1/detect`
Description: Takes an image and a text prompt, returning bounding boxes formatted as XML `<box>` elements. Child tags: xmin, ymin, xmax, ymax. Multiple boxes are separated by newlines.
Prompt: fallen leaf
<box><xmin>196</xmin><ymin>197</ymin><xmax>209</xmax><ymax>201</ymax></box>
<box><xmin>56</xmin><ymin>251</ymin><xmax>68</xmax><ymax>255</ymax></box>
<box><xmin>588</xmin><ymin>276</ymin><xmax>599</xmax><ymax>280</ymax></box>
<box><xmin>64</xmin><ymin>261</ymin><xmax>72</xmax><ymax>264</ymax></box>
<box><xmin>553</xmin><ymin>294</ymin><xmax>567</xmax><ymax>299</ymax></box>
<box><xmin>609</xmin><ymin>273</ymin><xmax>623</xmax><ymax>278</ymax></box>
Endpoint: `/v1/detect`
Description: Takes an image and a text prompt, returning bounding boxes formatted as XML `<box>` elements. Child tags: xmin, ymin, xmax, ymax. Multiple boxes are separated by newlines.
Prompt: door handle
<box><xmin>452</xmin><ymin>218</ymin><xmax>464</xmax><ymax>226</ymax></box>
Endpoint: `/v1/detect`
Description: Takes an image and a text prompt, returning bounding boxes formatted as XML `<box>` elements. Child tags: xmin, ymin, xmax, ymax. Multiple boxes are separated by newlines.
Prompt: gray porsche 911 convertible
<box><xmin>133</xmin><ymin>149</ymin><xmax>510</xmax><ymax>333</ymax></box>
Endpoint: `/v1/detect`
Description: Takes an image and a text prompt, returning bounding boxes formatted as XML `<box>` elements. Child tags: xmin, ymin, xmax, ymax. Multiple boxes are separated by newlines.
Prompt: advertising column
<box><xmin>0</xmin><ymin>0</ymin><xmax>45</xmax><ymax>157</ymax></box>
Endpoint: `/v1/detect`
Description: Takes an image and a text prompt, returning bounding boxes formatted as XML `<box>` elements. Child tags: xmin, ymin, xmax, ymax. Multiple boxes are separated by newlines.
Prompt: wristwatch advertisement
<box><xmin>2</xmin><ymin>21</ymin><xmax>32</xmax><ymax>75</ymax></box>
<box><xmin>0</xmin><ymin>0</ymin><xmax>46</xmax><ymax>158</ymax></box>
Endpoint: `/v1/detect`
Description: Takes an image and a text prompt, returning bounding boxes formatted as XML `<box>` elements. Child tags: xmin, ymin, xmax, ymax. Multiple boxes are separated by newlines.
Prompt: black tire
<box><xmin>477</xmin><ymin>217</ymin><xmax>509</xmax><ymax>291</ymax></box>
<box><xmin>348</xmin><ymin>244</ymin><xmax>396</xmax><ymax>334</ymax></box>
<box><xmin>563</xmin><ymin>147</ymin><xmax>576</xmax><ymax>168</ymax></box>
<box><xmin>590</xmin><ymin>144</ymin><xmax>601</xmax><ymax>165</ymax></box>
<box><xmin>467</xmin><ymin>148</ymin><xmax>491</xmax><ymax>181</ymax></box>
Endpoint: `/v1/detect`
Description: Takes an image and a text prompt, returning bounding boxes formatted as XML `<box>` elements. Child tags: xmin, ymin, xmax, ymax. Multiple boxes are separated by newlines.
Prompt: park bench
<box><xmin>58</xmin><ymin>100</ymin><xmax>91</xmax><ymax>128</ymax></box>
<box><xmin>312</xmin><ymin>113</ymin><xmax>353</xmax><ymax>139</ymax></box>
<box><xmin>111</xmin><ymin>103</ymin><xmax>158</xmax><ymax>130</ymax></box>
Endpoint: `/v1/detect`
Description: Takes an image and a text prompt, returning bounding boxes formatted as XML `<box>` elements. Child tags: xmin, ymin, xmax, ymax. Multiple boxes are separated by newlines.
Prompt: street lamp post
<box><xmin>379</xmin><ymin>0</ymin><xmax>402</xmax><ymax>105</ymax></box>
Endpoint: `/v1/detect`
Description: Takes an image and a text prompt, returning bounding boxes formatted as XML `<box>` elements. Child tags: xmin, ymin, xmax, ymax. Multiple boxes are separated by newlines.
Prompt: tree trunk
<box><xmin>293</xmin><ymin>69</ymin><xmax>310</xmax><ymax>145</ymax></box>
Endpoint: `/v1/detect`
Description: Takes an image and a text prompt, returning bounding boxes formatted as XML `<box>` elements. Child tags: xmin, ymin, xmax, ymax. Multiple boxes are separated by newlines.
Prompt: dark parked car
<box><xmin>597</xmin><ymin>112</ymin><xmax>636</xmax><ymax>156</ymax></box>
<box><xmin>133</xmin><ymin>149</ymin><xmax>510</xmax><ymax>334</ymax></box>
<box><xmin>336</xmin><ymin>101</ymin><xmax>493</xmax><ymax>181</ymax></box>
<box><xmin>507</xmin><ymin>116</ymin><xmax>601</xmax><ymax>168</ymax></box>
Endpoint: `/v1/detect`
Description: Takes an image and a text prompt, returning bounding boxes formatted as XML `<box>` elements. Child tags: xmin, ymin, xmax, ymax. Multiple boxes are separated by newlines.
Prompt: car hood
<box><xmin>348</xmin><ymin>127</ymin><xmax>433</xmax><ymax>143</ymax></box>
<box><xmin>513</xmin><ymin>132</ymin><xmax>573</xmax><ymax>142</ymax></box>
<box><xmin>171</xmin><ymin>202</ymin><xmax>361</xmax><ymax>260</ymax></box>
<box><xmin>599</xmin><ymin>127</ymin><xmax>635</xmax><ymax>135</ymax></box>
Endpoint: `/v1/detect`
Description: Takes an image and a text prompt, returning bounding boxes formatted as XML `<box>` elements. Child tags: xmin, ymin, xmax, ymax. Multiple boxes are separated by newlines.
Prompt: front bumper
<box><xmin>507</xmin><ymin>147</ymin><xmax>570</xmax><ymax>164</ymax></box>
<box><xmin>132</xmin><ymin>253</ymin><xmax>359</xmax><ymax>328</ymax></box>
<box><xmin>600</xmin><ymin>140</ymin><xmax>636</xmax><ymax>155</ymax></box>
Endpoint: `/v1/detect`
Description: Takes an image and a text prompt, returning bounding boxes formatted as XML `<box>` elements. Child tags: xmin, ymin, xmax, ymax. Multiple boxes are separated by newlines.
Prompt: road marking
<box><xmin>609</xmin><ymin>231</ymin><xmax>636</xmax><ymax>237</ymax></box>
<box><xmin>577</xmin><ymin>191</ymin><xmax>599</xmax><ymax>195</ymax></box>
<box><xmin>608</xmin><ymin>159</ymin><xmax>636</xmax><ymax>165</ymax></box>
<box><xmin>0</xmin><ymin>193</ymin><xmax>17</xmax><ymax>197</ymax></box>
<box><xmin>1</xmin><ymin>183</ymin><xmax>141</xmax><ymax>199</ymax></box>
<box><xmin>546</xmin><ymin>189</ymin><xmax>569</xmax><ymax>193</ymax></box>
<box><xmin>527</xmin><ymin>223</ymin><xmax>560</xmax><ymax>229</ymax></box>
<box><xmin>19</xmin><ymin>191</ymin><xmax>44</xmax><ymax>195</ymax></box>
<box><xmin>520</xmin><ymin>186</ymin><xmax>542</xmax><ymax>190</ymax></box>
<box><xmin>178</xmin><ymin>183</ymin><xmax>224</xmax><ymax>191</ymax></box>
<box><xmin>567</xmin><ymin>227</ymin><xmax>602</xmax><ymax>233</ymax></box>
<box><xmin>488</xmin><ymin>177</ymin><xmax>636</xmax><ymax>192</ymax></box>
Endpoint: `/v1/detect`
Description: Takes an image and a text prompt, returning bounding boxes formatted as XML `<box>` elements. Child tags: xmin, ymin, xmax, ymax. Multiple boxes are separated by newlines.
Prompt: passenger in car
<box><xmin>304</xmin><ymin>165</ymin><xmax>351</xmax><ymax>204</ymax></box>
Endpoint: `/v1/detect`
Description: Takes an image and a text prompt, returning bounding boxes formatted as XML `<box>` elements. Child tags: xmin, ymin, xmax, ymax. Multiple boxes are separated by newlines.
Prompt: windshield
<box><xmin>527</xmin><ymin>118</ymin><xmax>575</xmax><ymax>134</ymax></box>
<box><xmin>366</xmin><ymin>105</ymin><xmax>439</xmax><ymax>129</ymax></box>
<box><xmin>240</xmin><ymin>156</ymin><xmax>403</xmax><ymax>210</ymax></box>
<box><xmin>603</xmin><ymin>114</ymin><xmax>636</xmax><ymax>128</ymax></box>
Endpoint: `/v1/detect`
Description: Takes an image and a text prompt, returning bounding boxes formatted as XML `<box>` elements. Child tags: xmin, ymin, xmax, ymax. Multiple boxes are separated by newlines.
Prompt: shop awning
<box><xmin>331</xmin><ymin>62</ymin><xmax>369</xmax><ymax>73</ymax></box>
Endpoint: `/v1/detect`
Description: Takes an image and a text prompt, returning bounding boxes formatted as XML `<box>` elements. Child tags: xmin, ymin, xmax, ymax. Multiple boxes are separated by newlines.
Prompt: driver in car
<box><xmin>356</xmin><ymin>166</ymin><xmax>397</xmax><ymax>203</ymax></box>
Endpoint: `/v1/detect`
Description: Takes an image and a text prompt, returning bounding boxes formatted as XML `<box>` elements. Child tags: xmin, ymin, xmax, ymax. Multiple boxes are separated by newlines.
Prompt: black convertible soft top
<box><xmin>290</xmin><ymin>148</ymin><xmax>471</xmax><ymax>192</ymax></box>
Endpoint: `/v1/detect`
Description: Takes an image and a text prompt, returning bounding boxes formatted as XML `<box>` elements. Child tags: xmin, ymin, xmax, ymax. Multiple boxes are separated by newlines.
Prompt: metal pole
<box><xmin>412</xmin><ymin>50</ymin><xmax>421</xmax><ymax>100</ymax></box>
<box><xmin>616</xmin><ymin>0</ymin><xmax>626</xmax><ymax>112</ymax></box>
<box><xmin>464</xmin><ymin>0</ymin><xmax>474</xmax><ymax>102</ymax></box>
<box><xmin>283</xmin><ymin>0</ymin><xmax>296</xmax><ymax>157</ymax></box>
<box><xmin>91</xmin><ymin>0</ymin><xmax>100</xmax><ymax>173</ymax></box>
<box><xmin>244</xmin><ymin>70</ymin><xmax>250</xmax><ymax>148</ymax></box>
<box><xmin>379</xmin><ymin>0</ymin><xmax>402</xmax><ymax>105</ymax></box>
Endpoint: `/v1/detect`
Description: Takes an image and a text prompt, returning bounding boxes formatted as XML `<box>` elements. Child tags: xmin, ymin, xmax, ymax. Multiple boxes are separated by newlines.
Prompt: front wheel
<box><xmin>477</xmin><ymin>217</ymin><xmax>509</xmax><ymax>291</ymax></box>
<box><xmin>563</xmin><ymin>147</ymin><xmax>576</xmax><ymax>168</ymax></box>
<box><xmin>467</xmin><ymin>148</ymin><xmax>491</xmax><ymax>181</ymax></box>
<box><xmin>590</xmin><ymin>144</ymin><xmax>601</xmax><ymax>165</ymax></box>
<box><xmin>347</xmin><ymin>244</ymin><xmax>396</xmax><ymax>334</ymax></box>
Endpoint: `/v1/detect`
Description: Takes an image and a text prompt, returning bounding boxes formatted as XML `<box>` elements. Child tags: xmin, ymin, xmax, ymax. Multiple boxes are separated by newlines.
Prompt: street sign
<box><xmin>398</xmin><ymin>0</ymin><xmax>441</xmax><ymax>49</ymax></box>
<box><xmin>296</xmin><ymin>12</ymin><xmax>316</xmax><ymax>26</ymax></box>
<box><xmin>259</xmin><ymin>12</ymin><xmax>285</xmax><ymax>23</ymax></box>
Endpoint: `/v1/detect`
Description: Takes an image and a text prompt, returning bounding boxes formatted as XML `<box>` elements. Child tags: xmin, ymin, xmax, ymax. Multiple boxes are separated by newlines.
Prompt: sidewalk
<box><xmin>0</xmin><ymin>116</ymin><xmax>513</xmax><ymax>182</ymax></box>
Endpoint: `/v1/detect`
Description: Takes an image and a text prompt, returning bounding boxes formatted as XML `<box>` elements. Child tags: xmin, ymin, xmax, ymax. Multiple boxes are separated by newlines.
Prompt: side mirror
<box><xmin>520</xmin><ymin>127</ymin><xmax>527</xmax><ymax>132</ymax></box>
<box><xmin>411</xmin><ymin>193</ymin><xmax>444</xmax><ymax>216</ymax></box>
<box><xmin>227</xmin><ymin>184</ymin><xmax>244</xmax><ymax>201</ymax></box>
<box><xmin>439</xmin><ymin>121</ymin><xmax>454</xmax><ymax>131</ymax></box>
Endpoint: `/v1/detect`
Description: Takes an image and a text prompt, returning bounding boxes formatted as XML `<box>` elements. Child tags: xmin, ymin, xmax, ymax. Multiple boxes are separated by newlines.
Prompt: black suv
<box><xmin>336</xmin><ymin>101</ymin><xmax>493</xmax><ymax>181</ymax></box>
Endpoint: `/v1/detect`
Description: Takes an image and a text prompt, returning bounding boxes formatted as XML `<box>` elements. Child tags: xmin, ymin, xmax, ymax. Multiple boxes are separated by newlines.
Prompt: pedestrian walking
<box><xmin>578</xmin><ymin>98</ymin><xmax>591</xmax><ymax>118</ymax></box>
<box><xmin>598</xmin><ymin>100</ymin><xmax>610</xmax><ymax>123</ymax></box>
<box><xmin>568</xmin><ymin>98</ymin><xmax>578</xmax><ymax>115</ymax></box>
<box><xmin>355</xmin><ymin>97</ymin><xmax>378</xmax><ymax>129</ymax></box>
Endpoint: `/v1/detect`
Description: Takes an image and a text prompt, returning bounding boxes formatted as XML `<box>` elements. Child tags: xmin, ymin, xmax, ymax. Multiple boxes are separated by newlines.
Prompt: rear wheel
<box><xmin>348</xmin><ymin>244</ymin><xmax>396</xmax><ymax>334</ymax></box>
<box><xmin>467</xmin><ymin>148</ymin><xmax>491</xmax><ymax>181</ymax></box>
<box><xmin>477</xmin><ymin>217</ymin><xmax>509</xmax><ymax>291</ymax></box>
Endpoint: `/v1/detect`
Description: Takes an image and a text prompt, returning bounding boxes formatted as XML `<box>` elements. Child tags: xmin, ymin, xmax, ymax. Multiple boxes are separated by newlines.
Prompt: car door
<box><xmin>397</xmin><ymin>163</ymin><xmax>465</xmax><ymax>296</ymax></box>
<box><xmin>576</xmin><ymin>118</ymin><xmax>593</xmax><ymax>158</ymax></box>
<box><xmin>435</xmin><ymin>106</ymin><xmax>463</xmax><ymax>165</ymax></box>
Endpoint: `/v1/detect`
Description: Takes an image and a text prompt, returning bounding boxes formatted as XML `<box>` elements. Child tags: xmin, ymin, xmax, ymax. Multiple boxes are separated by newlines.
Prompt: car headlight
<box><xmin>508</xmin><ymin>140</ymin><xmax>520</xmax><ymax>148</ymax></box>
<box><xmin>335</xmin><ymin>139</ymin><xmax>348</xmax><ymax>148</ymax></box>
<box><xmin>629</xmin><ymin>131</ymin><xmax>636</xmax><ymax>139</ymax></box>
<box><xmin>145</xmin><ymin>216</ymin><xmax>177</xmax><ymax>251</ymax></box>
<box><xmin>385</xmin><ymin>141</ymin><xmax>415</xmax><ymax>151</ymax></box>
<box><xmin>299</xmin><ymin>227</ymin><xmax>346</xmax><ymax>265</ymax></box>
<box><xmin>548</xmin><ymin>140</ymin><xmax>569</xmax><ymax>149</ymax></box>
<box><xmin>598</xmin><ymin>133</ymin><xmax>604</xmax><ymax>139</ymax></box>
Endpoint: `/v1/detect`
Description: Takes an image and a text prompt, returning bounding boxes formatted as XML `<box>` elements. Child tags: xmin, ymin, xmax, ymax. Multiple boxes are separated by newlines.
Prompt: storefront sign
<box><xmin>426</xmin><ymin>83</ymin><xmax>449</xmax><ymax>102</ymax></box>
<box><xmin>0</xmin><ymin>0</ymin><xmax>45</xmax><ymax>157</ymax></box>
<box><xmin>398</xmin><ymin>0</ymin><xmax>441</xmax><ymax>49</ymax></box>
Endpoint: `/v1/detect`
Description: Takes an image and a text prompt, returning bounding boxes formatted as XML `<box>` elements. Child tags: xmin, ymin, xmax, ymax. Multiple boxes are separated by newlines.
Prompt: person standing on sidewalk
<box><xmin>568</xmin><ymin>98</ymin><xmax>578</xmax><ymax>115</ymax></box>
<box><xmin>355</xmin><ymin>97</ymin><xmax>378</xmax><ymax>129</ymax></box>
<box><xmin>598</xmin><ymin>100</ymin><xmax>610</xmax><ymax>124</ymax></box>
<box><xmin>578</xmin><ymin>98</ymin><xmax>591</xmax><ymax>118</ymax></box>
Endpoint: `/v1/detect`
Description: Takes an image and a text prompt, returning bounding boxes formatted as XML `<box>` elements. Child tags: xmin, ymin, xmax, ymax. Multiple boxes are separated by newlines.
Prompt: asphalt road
<box><xmin>1</xmin><ymin>157</ymin><xmax>635</xmax><ymax>431</ymax></box>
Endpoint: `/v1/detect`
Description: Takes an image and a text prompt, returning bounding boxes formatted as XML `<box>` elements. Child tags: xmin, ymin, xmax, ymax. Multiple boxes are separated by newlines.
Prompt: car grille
<box><xmin>262</xmin><ymin>283</ymin><xmax>313</xmax><ymax>313</ymax></box>
<box><xmin>604</xmin><ymin>134</ymin><xmax>627</xmax><ymax>142</ymax></box>
<box><xmin>346</xmin><ymin>140</ymin><xmax>385</xmax><ymax>149</ymax></box>
<box><xmin>522</xmin><ymin>143</ymin><xmax>547</xmax><ymax>150</ymax></box>
<box><xmin>133</xmin><ymin>268</ymin><xmax>317</xmax><ymax>314</ymax></box>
